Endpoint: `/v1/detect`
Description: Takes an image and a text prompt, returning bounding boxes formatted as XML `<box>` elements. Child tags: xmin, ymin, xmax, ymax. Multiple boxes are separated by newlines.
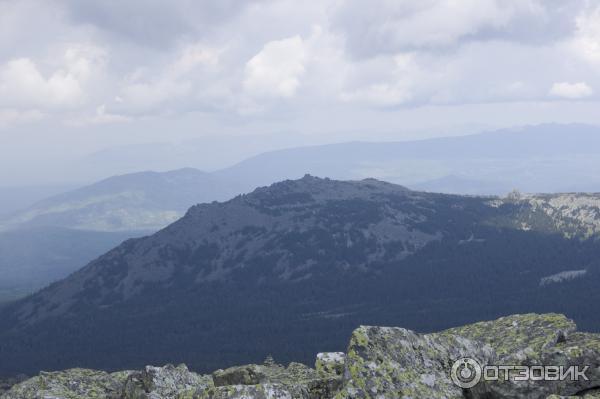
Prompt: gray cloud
<box><xmin>331</xmin><ymin>0</ymin><xmax>584</xmax><ymax>58</ymax></box>
<box><xmin>62</xmin><ymin>0</ymin><xmax>261</xmax><ymax>48</ymax></box>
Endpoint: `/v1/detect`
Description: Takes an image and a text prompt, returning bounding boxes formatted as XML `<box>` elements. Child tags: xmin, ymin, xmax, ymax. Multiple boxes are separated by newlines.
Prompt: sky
<box><xmin>1</xmin><ymin>0</ymin><xmax>600</xmax><ymax>185</ymax></box>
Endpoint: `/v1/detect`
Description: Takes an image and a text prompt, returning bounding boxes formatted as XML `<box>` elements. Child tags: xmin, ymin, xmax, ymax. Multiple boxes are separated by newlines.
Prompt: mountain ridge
<box><xmin>1</xmin><ymin>176</ymin><xmax>600</xmax><ymax>375</ymax></box>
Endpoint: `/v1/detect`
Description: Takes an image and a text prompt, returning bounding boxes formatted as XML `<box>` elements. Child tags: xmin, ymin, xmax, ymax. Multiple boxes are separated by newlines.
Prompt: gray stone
<box><xmin>336</xmin><ymin>325</ymin><xmax>495</xmax><ymax>398</ymax></box>
<box><xmin>0</xmin><ymin>368</ymin><xmax>132</xmax><ymax>399</ymax></box>
<box><xmin>122</xmin><ymin>364</ymin><xmax>212</xmax><ymax>399</ymax></box>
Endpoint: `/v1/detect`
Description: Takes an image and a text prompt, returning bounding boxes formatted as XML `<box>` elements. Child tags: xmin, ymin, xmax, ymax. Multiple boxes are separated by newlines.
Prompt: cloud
<box><xmin>572</xmin><ymin>4</ymin><xmax>600</xmax><ymax>64</ymax></box>
<box><xmin>0</xmin><ymin>44</ymin><xmax>106</xmax><ymax>109</ymax></box>
<box><xmin>114</xmin><ymin>43</ymin><xmax>221</xmax><ymax>113</ymax></box>
<box><xmin>549</xmin><ymin>82</ymin><xmax>593</xmax><ymax>99</ymax></box>
<box><xmin>243</xmin><ymin>36</ymin><xmax>308</xmax><ymax>98</ymax></box>
<box><xmin>331</xmin><ymin>0</ymin><xmax>561</xmax><ymax>58</ymax></box>
<box><xmin>340</xmin><ymin>54</ymin><xmax>421</xmax><ymax>106</ymax></box>
<box><xmin>62</xmin><ymin>0</ymin><xmax>262</xmax><ymax>48</ymax></box>
<box><xmin>0</xmin><ymin>58</ymin><xmax>84</xmax><ymax>108</ymax></box>
<box><xmin>0</xmin><ymin>0</ymin><xmax>599</xmax><ymax>128</ymax></box>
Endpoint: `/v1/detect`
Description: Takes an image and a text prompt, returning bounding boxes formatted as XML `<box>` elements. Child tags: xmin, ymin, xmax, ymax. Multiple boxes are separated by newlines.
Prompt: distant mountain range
<box><xmin>1</xmin><ymin>175</ymin><xmax>599</xmax><ymax>376</ymax></box>
<box><xmin>2</xmin><ymin>123</ymin><xmax>600</xmax><ymax>303</ymax></box>
<box><xmin>215</xmin><ymin>123</ymin><xmax>600</xmax><ymax>195</ymax></box>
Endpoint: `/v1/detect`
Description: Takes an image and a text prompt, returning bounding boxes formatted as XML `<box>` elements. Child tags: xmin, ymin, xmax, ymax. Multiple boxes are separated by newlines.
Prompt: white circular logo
<box><xmin>451</xmin><ymin>357</ymin><xmax>482</xmax><ymax>389</ymax></box>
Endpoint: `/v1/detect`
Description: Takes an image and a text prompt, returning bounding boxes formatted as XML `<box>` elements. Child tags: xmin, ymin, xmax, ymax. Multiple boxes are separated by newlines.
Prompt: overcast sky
<box><xmin>2</xmin><ymin>0</ymin><xmax>600</xmax><ymax>185</ymax></box>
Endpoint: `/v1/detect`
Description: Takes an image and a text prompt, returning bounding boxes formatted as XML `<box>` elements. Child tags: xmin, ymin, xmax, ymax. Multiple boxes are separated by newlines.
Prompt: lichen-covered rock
<box><xmin>547</xmin><ymin>388</ymin><xmax>600</xmax><ymax>399</ymax></box>
<box><xmin>212</xmin><ymin>364</ymin><xmax>269</xmax><ymax>386</ymax></box>
<box><xmin>123</xmin><ymin>364</ymin><xmax>212</xmax><ymax>399</ymax></box>
<box><xmin>0</xmin><ymin>368</ymin><xmax>132</xmax><ymax>399</ymax></box>
<box><xmin>210</xmin><ymin>361</ymin><xmax>341</xmax><ymax>398</ymax></box>
<box><xmin>336</xmin><ymin>325</ymin><xmax>495</xmax><ymax>398</ymax></box>
<box><xmin>315</xmin><ymin>353</ymin><xmax>345</xmax><ymax>377</ymax></box>
<box><xmin>0</xmin><ymin>375</ymin><xmax>27</xmax><ymax>395</ymax></box>
<box><xmin>444</xmin><ymin>314</ymin><xmax>600</xmax><ymax>399</ymax></box>
<box><xmin>199</xmin><ymin>383</ymin><xmax>297</xmax><ymax>398</ymax></box>
<box><xmin>443</xmin><ymin>313</ymin><xmax>577</xmax><ymax>361</ymax></box>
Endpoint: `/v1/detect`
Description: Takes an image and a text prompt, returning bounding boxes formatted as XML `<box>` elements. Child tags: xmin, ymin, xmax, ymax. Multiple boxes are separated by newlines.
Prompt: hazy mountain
<box><xmin>215</xmin><ymin>124</ymin><xmax>600</xmax><ymax>195</ymax></box>
<box><xmin>0</xmin><ymin>184</ymin><xmax>79</xmax><ymax>217</ymax></box>
<box><xmin>1</xmin><ymin>176</ymin><xmax>599</xmax><ymax>375</ymax></box>
<box><xmin>2</xmin><ymin>123</ymin><xmax>600</xmax><ymax>304</ymax></box>
<box><xmin>0</xmin><ymin>168</ymin><xmax>240</xmax><ymax>232</ymax></box>
<box><xmin>0</xmin><ymin>168</ymin><xmax>242</xmax><ymax>302</ymax></box>
<box><xmin>0</xmin><ymin>227</ymin><xmax>143</xmax><ymax>303</ymax></box>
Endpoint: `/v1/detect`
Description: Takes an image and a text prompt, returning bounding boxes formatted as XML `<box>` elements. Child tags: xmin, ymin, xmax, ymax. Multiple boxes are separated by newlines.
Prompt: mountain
<box><xmin>0</xmin><ymin>168</ymin><xmax>240</xmax><ymax>232</ymax></box>
<box><xmin>1</xmin><ymin>176</ymin><xmax>600</xmax><ymax>376</ymax></box>
<box><xmin>0</xmin><ymin>227</ymin><xmax>145</xmax><ymax>303</ymax></box>
<box><xmin>0</xmin><ymin>184</ymin><xmax>78</xmax><ymax>218</ymax></box>
<box><xmin>215</xmin><ymin>123</ymin><xmax>600</xmax><ymax>194</ymax></box>
<box><xmin>0</xmin><ymin>168</ymin><xmax>242</xmax><ymax>303</ymax></box>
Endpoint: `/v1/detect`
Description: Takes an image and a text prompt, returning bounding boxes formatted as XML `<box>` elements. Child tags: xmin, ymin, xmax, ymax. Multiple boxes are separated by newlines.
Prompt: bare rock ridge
<box><xmin>2</xmin><ymin>313</ymin><xmax>600</xmax><ymax>399</ymax></box>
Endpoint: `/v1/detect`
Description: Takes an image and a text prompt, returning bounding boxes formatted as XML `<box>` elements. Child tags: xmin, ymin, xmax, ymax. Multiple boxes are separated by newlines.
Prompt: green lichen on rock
<box><xmin>337</xmin><ymin>325</ymin><xmax>494</xmax><ymax>398</ymax></box>
<box><xmin>198</xmin><ymin>383</ymin><xmax>296</xmax><ymax>398</ymax></box>
<box><xmin>443</xmin><ymin>313</ymin><xmax>577</xmax><ymax>361</ymax></box>
<box><xmin>0</xmin><ymin>368</ymin><xmax>133</xmax><ymax>399</ymax></box>
<box><xmin>122</xmin><ymin>364</ymin><xmax>212</xmax><ymax>399</ymax></box>
<box><xmin>444</xmin><ymin>314</ymin><xmax>600</xmax><ymax>399</ymax></box>
<box><xmin>315</xmin><ymin>353</ymin><xmax>345</xmax><ymax>377</ymax></box>
<box><xmin>0</xmin><ymin>375</ymin><xmax>27</xmax><ymax>395</ymax></box>
<box><xmin>547</xmin><ymin>389</ymin><xmax>600</xmax><ymax>399</ymax></box>
<box><xmin>210</xmin><ymin>361</ymin><xmax>341</xmax><ymax>398</ymax></box>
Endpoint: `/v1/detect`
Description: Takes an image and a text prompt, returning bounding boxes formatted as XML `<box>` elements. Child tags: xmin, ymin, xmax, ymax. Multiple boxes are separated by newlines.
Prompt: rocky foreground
<box><xmin>2</xmin><ymin>313</ymin><xmax>600</xmax><ymax>399</ymax></box>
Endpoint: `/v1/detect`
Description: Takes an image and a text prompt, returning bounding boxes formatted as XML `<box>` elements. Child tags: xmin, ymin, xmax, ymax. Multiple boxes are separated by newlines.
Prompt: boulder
<box><xmin>0</xmin><ymin>375</ymin><xmax>27</xmax><ymax>395</ymax></box>
<box><xmin>315</xmin><ymin>353</ymin><xmax>345</xmax><ymax>377</ymax></box>
<box><xmin>0</xmin><ymin>368</ymin><xmax>132</xmax><ymax>399</ymax></box>
<box><xmin>122</xmin><ymin>364</ymin><xmax>212</xmax><ymax>399</ymax></box>
<box><xmin>212</xmin><ymin>364</ymin><xmax>269</xmax><ymax>386</ymax></box>
<box><xmin>210</xmin><ymin>361</ymin><xmax>341</xmax><ymax>399</ymax></box>
<box><xmin>336</xmin><ymin>325</ymin><xmax>495</xmax><ymax>398</ymax></box>
<box><xmin>444</xmin><ymin>314</ymin><xmax>600</xmax><ymax>398</ymax></box>
<box><xmin>199</xmin><ymin>383</ymin><xmax>299</xmax><ymax>398</ymax></box>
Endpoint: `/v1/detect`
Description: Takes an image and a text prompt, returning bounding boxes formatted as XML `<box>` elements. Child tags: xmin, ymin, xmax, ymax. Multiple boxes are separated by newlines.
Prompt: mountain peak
<box><xmin>238</xmin><ymin>175</ymin><xmax>411</xmax><ymax>207</ymax></box>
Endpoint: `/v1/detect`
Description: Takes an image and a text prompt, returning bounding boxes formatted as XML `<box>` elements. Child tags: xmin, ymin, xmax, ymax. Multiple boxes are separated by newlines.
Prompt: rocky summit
<box><xmin>2</xmin><ymin>313</ymin><xmax>600</xmax><ymax>399</ymax></box>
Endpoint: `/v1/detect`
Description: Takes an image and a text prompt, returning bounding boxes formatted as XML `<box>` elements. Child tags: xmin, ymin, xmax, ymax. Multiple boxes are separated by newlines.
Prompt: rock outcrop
<box><xmin>123</xmin><ymin>364</ymin><xmax>212</xmax><ymax>398</ymax></box>
<box><xmin>0</xmin><ymin>368</ymin><xmax>133</xmax><ymax>399</ymax></box>
<box><xmin>336</xmin><ymin>326</ymin><xmax>495</xmax><ymax>398</ymax></box>
<box><xmin>315</xmin><ymin>353</ymin><xmax>345</xmax><ymax>377</ymax></box>
<box><xmin>2</xmin><ymin>313</ymin><xmax>599</xmax><ymax>398</ymax></box>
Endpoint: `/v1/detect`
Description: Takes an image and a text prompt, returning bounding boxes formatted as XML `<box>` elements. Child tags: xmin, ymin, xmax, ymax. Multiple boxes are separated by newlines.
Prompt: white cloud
<box><xmin>0</xmin><ymin>44</ymin><xmax>106</xmax><ymax>109</ymax></box>
<box><xmin>549</xmin><ymin>82</ymin><xmax>593</xmax><ymax>99</ymax></box>
<box><xmin>243</xmin><ymin>35</ymin><xmax>307</xmax><ymax>98</ymax></box>
<box><xmin>572</xmin><ymin>5</ymin><xmax>600</xmax><ymax>64</ymax></box>
<box><xmin>0</xmin><ymin>58</ymin><xmax>84</xmax><ymax>108</ymax></box>
<box><xmin>115</xmin><ymin>43</ymin><xmax>221</xmax><ymax>113</ymax></box>
<box><xmin>340</xmin><ymin>54</ymin><xmax>421</xmax><ymax>106</ymax></box>
<box><xmin>0</xmin><ymin>0</ymin><xmax>598</xmax><ymax>128</ymax></box>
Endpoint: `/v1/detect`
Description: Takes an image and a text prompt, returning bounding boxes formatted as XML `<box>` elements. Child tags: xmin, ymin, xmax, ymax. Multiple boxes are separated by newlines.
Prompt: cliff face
<box><xmin>2</xmin><ymin>176</ymin><xmax>600</xmax><ymax>375</ymax></box>
<box><xmin>2</xmin><ymin>313</ymin><xmax>600</xmax><ymax>399</ymax></box>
